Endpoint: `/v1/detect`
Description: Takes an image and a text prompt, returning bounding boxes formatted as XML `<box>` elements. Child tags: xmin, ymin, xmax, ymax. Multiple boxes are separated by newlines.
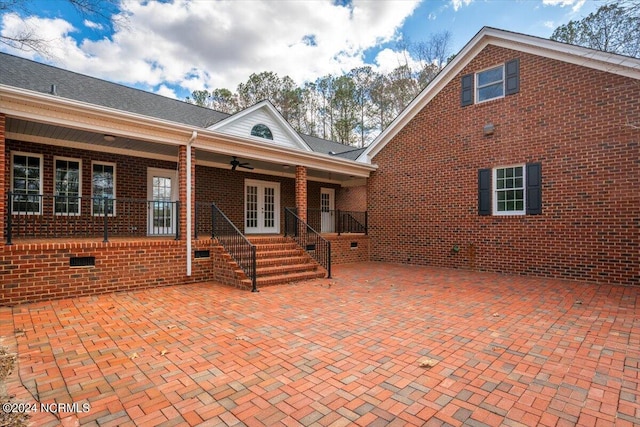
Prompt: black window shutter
<box><xmin>505</xmin><ymin>58</ymin><xmax>520</xmax><ymax>96</ymax></box>
<box><xmin>461</xmin><ymin>74</ymin><xmax>474</xmax><ymax>106</ymax></box>
<box><xmin>478</xmin><ymin>169</ymin><xmax>491</xmax><ymax>215</ymax></box>
<box><xmin>526</xmin><ymin>162</ymin><xmax>542</xmax><ymax>215</ymax></box>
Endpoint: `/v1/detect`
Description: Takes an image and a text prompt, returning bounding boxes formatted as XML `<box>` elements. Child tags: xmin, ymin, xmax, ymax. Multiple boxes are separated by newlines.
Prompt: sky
<box><xmin>0</xmin><ymin>0</ymin><xmax>605</xmax><ymax>101</ymax></box>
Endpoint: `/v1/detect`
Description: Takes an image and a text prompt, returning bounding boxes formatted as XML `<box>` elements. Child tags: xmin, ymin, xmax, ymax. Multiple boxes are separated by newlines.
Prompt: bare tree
<box><xmin>411</xmin><ymin>31</ymin><xmax>451</xmax><ymax>87</ymax></box>
<box><xmin>551</xmin><ymin>2</ymin><xmax>639</xmax><ymax>58</ymax></box>
<box><xmin>1</xmin><ymin>0</ymin><xmax>123</xmax><ymax>56</ymax></box>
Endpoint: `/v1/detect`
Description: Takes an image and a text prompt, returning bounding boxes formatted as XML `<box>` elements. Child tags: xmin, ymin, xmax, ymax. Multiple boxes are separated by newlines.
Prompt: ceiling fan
<box><xmin>230</xmin><ymin>156</ymin><xmax>254</xmax><ymax>171</ymax></box>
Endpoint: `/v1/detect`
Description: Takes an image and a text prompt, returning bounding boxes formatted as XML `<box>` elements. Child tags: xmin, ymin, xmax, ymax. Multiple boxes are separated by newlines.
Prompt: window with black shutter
<box><xmin>462</xmin><ymin>58</ymin><xmax>520</xmax><ymax>105</ymax></box>
<box><xmin>505</xmin><ymin>58</ymin><xmax>520</xmax><ymax>96</ymax></box>
<box><xmin>478</xmin><ymin>162</ymin><xmax>541</xmax><ymax>216</ymax></box>
<box><xmin>478</xmin><ymin>169</ymin><xmax>491</xmax><ymax>215</ymax></box>
<box><xmin>526</xmin><ymin>163</ymin><xmax>541</xmax><ymax>214</ymax></box>
<box><xmin>461</xmin><ymin>74</ymin><xmax>474</xmax><ymax>106</ymax></box>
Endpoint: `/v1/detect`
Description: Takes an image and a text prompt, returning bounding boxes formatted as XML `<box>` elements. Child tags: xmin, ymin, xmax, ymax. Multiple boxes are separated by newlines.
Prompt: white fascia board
<box><xmin>194</xmin><ymin>130</ymin><xmax>377</xmax><ymax>178</ymax></box>
<box><xmin>357</xmin><ymin>27</ymin><xmax>640</xmax><ymax>164</ymax></box>
<box><xmin>0</xmin><ymin>84</ymin><xmax>195</xmax><ymax>145</ymax></box>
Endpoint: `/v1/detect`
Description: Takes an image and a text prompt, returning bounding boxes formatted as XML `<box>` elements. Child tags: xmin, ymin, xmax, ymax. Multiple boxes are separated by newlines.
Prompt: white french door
<box><xmin>147</xmin><ymin>168</ymin><xmax>178</xmax><ymax>236</ymax></box>
<box><xmin>321</xmin><ymin>188</ymin><xmax>335</xmax><ymax>233</ymax></box>
<box><xmin>245</xmin><ymin>179</ymin><xmax>280</xmax><ymax>234</ymax></box>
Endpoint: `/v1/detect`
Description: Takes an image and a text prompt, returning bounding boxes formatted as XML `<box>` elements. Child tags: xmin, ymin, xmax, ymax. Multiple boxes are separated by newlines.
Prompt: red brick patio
<box><xmin>1</xmin><ymin>263</ymin><xmax>639</xmax><ymax>426</ymax></box>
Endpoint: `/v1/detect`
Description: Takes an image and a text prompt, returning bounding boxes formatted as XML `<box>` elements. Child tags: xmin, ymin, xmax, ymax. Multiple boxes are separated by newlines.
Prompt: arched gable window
<box><xmin>251</xmin><ymin>124</ymin><xmax>273</xmax><ymax>140</ymax></box>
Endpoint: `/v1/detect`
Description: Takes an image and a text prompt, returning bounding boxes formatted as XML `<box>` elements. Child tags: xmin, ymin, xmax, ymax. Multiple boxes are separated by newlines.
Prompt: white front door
<box><xmin>321</xmin><ymin>188</ymin><xmax>335</xmax><ymax>233</ymax></box>
<box><xmin>245</xmin><ymin>179</ymin><xmax>280</xmax><ymax>234</ymax></box>
<box><xmin>147</xmin><ymin>168</ymin><xmax>178</xmax><ymax>236</ymax></box>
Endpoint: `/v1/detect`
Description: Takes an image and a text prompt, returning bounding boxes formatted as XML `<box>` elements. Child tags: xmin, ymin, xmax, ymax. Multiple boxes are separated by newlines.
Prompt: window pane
<box><xmin>12</xmin><ymin>154</ymin><xmax>41</xmax><ymax>214</ymax></box>
<box><xmin>477</xmin><ymin>84</ymin><xmax>504</xmax><ymax>101</ymax></box>
<box><xmin>477</xmin><ymin>66</ymin><xmax>503</xmax><ymax>86</ymax></box>
<box><xmin>494</xmin><ymin>166</ymin><xmax>525</xmax><ymax>214</ymax></box>
<box><xmin>93</xmin><ymin>163</ymin><xmax>115</xmax><ymax>215</ymax></box>
<box><xmin>55</xmin><ymin>159</ymin><xmax>80</xmax><ymax>215</ymax></box>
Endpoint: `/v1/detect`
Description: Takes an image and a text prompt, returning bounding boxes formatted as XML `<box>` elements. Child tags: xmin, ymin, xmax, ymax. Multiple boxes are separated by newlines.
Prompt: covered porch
<box><xmin>0</xmin><ymin>94</ymin><xmax>374</xmax><ymax>304</ymax></box>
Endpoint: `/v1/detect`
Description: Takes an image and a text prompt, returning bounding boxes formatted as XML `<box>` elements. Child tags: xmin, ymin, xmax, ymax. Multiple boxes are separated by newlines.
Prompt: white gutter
<box><xmin>186</xmin><ymin>131</ymin><xmax>197</xmax><ymax>277</ymax></box>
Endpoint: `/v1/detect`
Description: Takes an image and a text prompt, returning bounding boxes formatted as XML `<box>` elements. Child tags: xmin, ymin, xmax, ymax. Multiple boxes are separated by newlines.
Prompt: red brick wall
<box><xmin>0</xmin><ymin>239</ymin><xmax>216</xmax><ymax>305</ymax></box>
<box><xmin>195</xmin><ymin>164</ymin><xmax>296</xmax><ymax>233</ymax></box>
<box><xmin>327</xmin><ymin>235</ymin><xmax>370</xmax><ymax>265</ymax></box>
<box><xmin>336</xmin><ymin>185</ymin><xmax>366</xmax><ymax>211</ymax></box>
<box><xmin>368</xmin><ymin>45</ymin><xmax>639</xmax><ymax>286</ymax></box>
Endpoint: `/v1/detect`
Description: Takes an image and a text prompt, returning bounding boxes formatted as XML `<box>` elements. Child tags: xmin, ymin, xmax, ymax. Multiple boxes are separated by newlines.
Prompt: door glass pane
<box><xmin>263</xmin><ymin>187</ymin><xmax>275</xmax><ymax>228</ymax></box>
<box><xmin>246</xmin><ymin>185</ymin><xmax>258</xmax><ymax>228</ymax></box>
<box><xmin>321</xmin><ymin>193</ymin><xmax>330</xmax><ymax>212</ymax></box>
<box><xmin>151</xmin><ymin>176</ymin><xmax>173</xmax><ymax>233</ymax></box>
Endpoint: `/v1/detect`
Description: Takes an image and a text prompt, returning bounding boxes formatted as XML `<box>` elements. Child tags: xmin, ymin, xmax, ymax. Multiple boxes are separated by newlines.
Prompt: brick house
<box><xmin>2</xmin><ymin>26</ymin><xmax>638</xmax><ymax>305</ymax></box>
<box><xmin>357</xmin><ymin>27</ymin><xmax>639</xmax><ymax>286</ymax></box>
<box><xmin>1</xmin><ymin>53</ymin><xmax>373</xmax><ymax>304</ymax></box>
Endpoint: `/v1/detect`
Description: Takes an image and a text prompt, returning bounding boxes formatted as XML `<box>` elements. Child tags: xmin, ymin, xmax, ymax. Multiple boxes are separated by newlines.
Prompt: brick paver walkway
<box><xmin>1</xmin><ymin>263</ymin><xmax>639</xmax><ymax>426</ymax></box>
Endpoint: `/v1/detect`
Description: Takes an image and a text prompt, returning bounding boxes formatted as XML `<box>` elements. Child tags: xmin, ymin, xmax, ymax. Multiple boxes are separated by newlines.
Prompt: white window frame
<box><xmin>493</xmin><ymin>165</ymin><xmax>526</xmax><ymax>216</ymax></box>
<box><xmin>54</xmin><ymin>156</ymin><xmax>82</xmax><ymax>216</ymax></box>
<box><xmin>91</xmin><ymin>161</ymin><xmax>116</xmax><ymax>217</ymax></box>
<box><xmin>10</xmin><ymin>151</ymin><xmax>43</xmax><ymax>215</ymax></box>
<box><xmin>476</xmin><ymin>64</ymin><xmax>505</xmax><ymax>103</ymax></box>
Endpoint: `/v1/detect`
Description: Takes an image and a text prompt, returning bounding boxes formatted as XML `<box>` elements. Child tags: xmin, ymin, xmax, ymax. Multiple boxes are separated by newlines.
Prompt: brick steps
<box><xmin>248</xmin><ymin>236</ymin><xmax>327</xmax><ymax>287</ymax></box>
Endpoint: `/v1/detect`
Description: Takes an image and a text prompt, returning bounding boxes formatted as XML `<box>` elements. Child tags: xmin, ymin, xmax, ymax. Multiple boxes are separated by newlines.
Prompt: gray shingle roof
<box><xmin>0</xmin><ymin>52</ymin><xmax>229</xmax><ymax>127</ymax></box>
<box><xmin>0</xmin><ymin>52</ymin><xmax>361</xmax><ymax>157</ymax></box>
<box><xmin>299</xmin><ymin>134</ymin><xmax>366</xmax><ymax>160</ymax></box>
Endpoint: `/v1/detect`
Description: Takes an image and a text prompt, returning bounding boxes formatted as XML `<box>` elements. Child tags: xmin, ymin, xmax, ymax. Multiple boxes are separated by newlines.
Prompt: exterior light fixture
<box><xmin>104</xmin><ymin>134</ymin><xmax>116</xmax><ymax>142</ymax></box>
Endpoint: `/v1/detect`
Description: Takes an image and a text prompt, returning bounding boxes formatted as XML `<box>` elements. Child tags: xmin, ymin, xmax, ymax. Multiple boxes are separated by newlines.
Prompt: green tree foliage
<box><xmin>551</xmin><ymin>2</ymin><xmax>639</xmax><ymax>58</ymax></box>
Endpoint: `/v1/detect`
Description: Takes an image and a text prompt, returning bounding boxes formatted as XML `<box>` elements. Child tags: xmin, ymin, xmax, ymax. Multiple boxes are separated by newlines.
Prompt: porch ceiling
<box><xmin>5</xmin><ymin>117</ymin><xmax>180</xmax><ymax>158</ymax></box>
<box><xmin>195</xmin><ymin>150</ymin><xmax>364</xmax><ymax>184</ymax></box>
<box><xmin>5</xmin><ymin>118</ymin><xmax>367</xmax><ymax>185</ymax></box>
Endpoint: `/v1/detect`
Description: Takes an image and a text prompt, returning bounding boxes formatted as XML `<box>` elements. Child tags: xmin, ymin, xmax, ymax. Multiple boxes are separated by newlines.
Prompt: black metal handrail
<box><xmin>284</xmin><ymin>207</ymin><xmax>331</xmax><ymax>278</ymax></box>
<box><xmin>5</xmin><ymin>193</ymin><xmax>179</xmax><ymax>244</ymax></box>
<box><xmin>306</xmin><ymin>209</ymin><xmax>367</xmax><ymax>235</ymax></box>
<box><xmin>211</xmin><ymin>203</ymin><xmax>257</xmax><ymax>292</ymax></box>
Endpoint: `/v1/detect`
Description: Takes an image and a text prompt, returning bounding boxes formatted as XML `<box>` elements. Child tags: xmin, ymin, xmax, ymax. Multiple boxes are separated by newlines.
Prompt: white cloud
<box><xmin>373</xmin><ymin>48</ymin><xmax>422</xmax><ymax>75</ymax></box>
<box><xmin>451</xmin><ymin>0</ymin><xmax>473</xmax><ymax>11</ymax></box>
<box><xmin>83</xmin><ymin>20</ymin><xmax>103</xmax><ymax>30</ymax></box>
<box><xmin>1</xmin><ymin>13</ymin><xmax>77</xmax><ymax>60</ymax></box>
<box><xmin>543</xmin><ymin>20</ymin><xmax>555</xmax><ymax>29</ymax></box>
<box><xmin>2</xmin><ymin>0</ymin><xmax>422</xmax><ymax>97</ymax></box>
<box><xmin>155</xmin><ymin>84</ymin><xmax>178</xmax><ymax>99</ymax></box>
<box><xmin>541</xmin><ymin>0</ymin><xmax>587</xmax><ymax>13</ymax></box>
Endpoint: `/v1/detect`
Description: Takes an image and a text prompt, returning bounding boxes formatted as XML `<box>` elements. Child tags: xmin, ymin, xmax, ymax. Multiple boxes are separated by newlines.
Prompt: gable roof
<box><xmin>208</xmin><ymin>100</ymin><xmax>313</xmax><ymax>151</ymax></box>
<box><xmin>0</xmin><ymin>51</ymin><xmax>360</xmax><ymax>157</ymax></box>
<box><xmin>357</xmin><ymin>26</ymin><xmax>640</xmax><ymax>164</ymax></box>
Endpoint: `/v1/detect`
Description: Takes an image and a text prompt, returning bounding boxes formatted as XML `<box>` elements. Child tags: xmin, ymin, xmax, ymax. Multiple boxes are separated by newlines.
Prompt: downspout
<box><xmin>186</xmin><ymin>131</ymin><xmax>197</xmax><ymax>277</ymax></box>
